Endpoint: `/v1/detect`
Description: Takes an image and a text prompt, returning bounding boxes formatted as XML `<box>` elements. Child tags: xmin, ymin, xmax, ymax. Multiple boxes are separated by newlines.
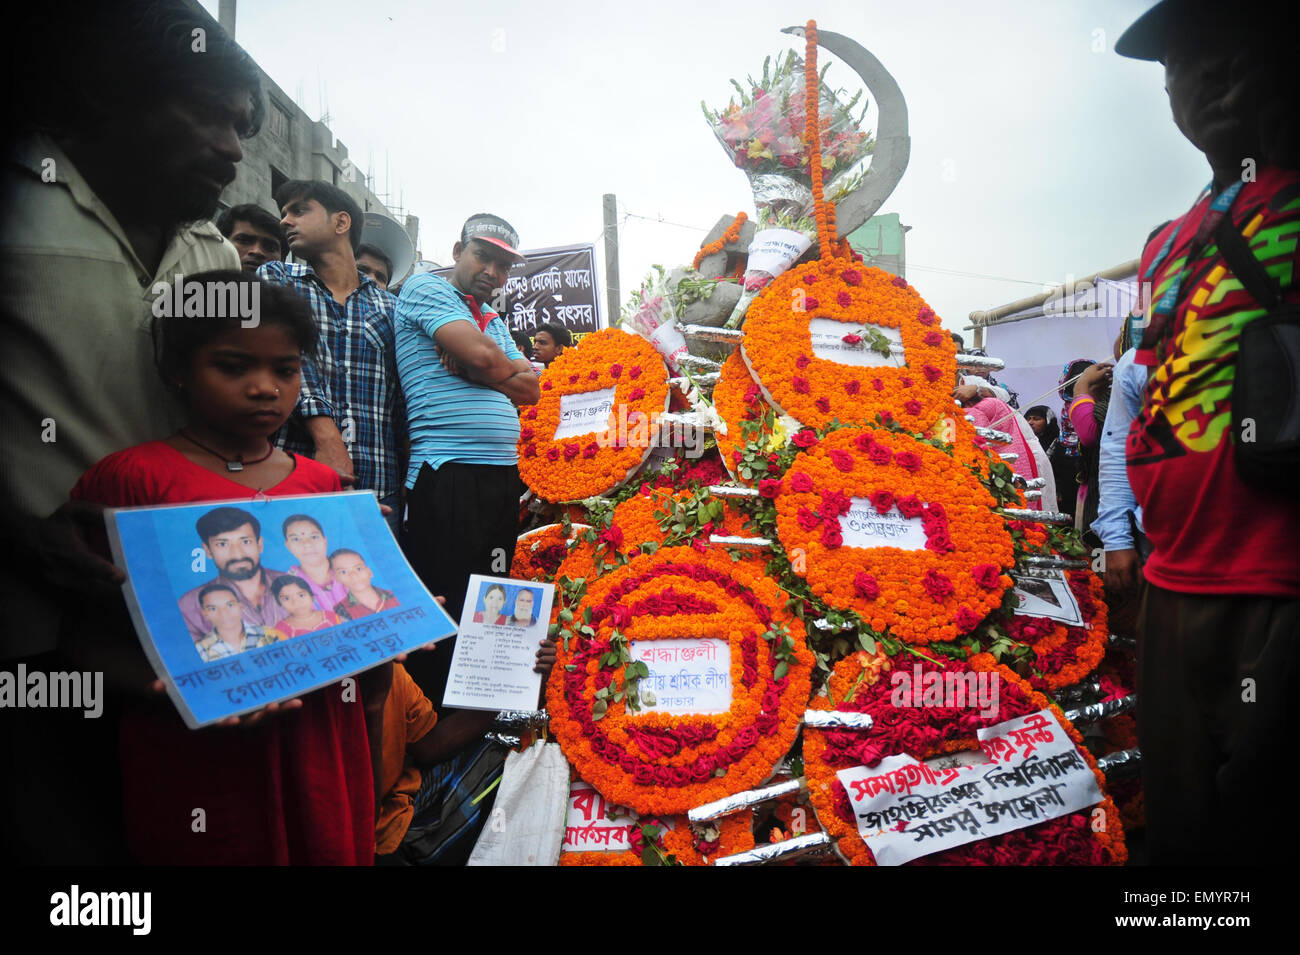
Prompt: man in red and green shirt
<box><xmin>1118</xmin><ymin>0</ymin><xmax>1299</xmax><ymax>864</ymax></box>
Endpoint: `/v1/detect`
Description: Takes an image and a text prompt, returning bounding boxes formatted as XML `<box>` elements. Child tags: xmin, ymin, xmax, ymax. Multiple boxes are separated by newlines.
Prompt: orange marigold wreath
<box><xmin>741</xmin><ymin>258</ymin><xmax>957</xmax><ymax>432</ymax></box>
<box><xmin>803</xmin><ymin>650</ymin><xmax>1126</xmax><ymax>866</ymax></box>
<box><xmin>773</xmin><ymin>426</ymin><xmax>1014</xmax><ymax>644</ymax></box>
<box><xmin>554</xmin><ymin>486</ymin><xmax>755</xmax><ymax>586</ymax></box>
<box><xmin>511</xmin><ymin>522</ymin><xmax>590</xmax><ymax>582</ymax></box>
<box><xmin>546</xmin><ymin>546</ymin><xmax>813</xmax><ymax>815</ymax></box>
<box><xmin>712</xmin><ymin>350</ymin><xmax>782</xmax><ymax>486</ymax></box>
<box><xmin>518</xmin><ymin>328</ymin><xmax>670</xmax><ymax>502</ymax></box>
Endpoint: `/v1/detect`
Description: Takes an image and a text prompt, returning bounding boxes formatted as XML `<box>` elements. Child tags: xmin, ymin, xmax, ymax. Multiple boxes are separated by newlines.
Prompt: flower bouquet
<box><xmin>702</xmin><ymin>49</ymin><xmax>874</xmax><ymax>327</ymax></box>
<box><xmin>621</xmin><ymin>266</ymin><xmax>688</xmax><ymax>373</ymax></box>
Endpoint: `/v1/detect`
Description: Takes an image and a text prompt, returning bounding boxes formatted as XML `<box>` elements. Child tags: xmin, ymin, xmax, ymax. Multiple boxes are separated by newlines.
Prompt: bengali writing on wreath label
<box><xmin>835</xmin><ymin>709</ymin><xmax>1104</xmax><ymax>865</ymax></box>
<box><xmin>563</xmin><ymin>781</ymin><xmax>638</xmax><ymax>852</ymax></box>
<box><xmin>808</xmin><ymin>318</ymin><xmax>905</xmax><ymax>369</ymax></box>
<box><xmin>553</xmin><ymin>387</ymin><xmax>617</xmax><ymax>441</ymax></box>
<box><xmin>839</xmin><ymin>500</ymin><xmax>928</xmax><ymax>551</ymax></box>
<box><xmin>629</xmin><ymin>638</ymin><xmax>731</xmax><ymax>716</ymax></box>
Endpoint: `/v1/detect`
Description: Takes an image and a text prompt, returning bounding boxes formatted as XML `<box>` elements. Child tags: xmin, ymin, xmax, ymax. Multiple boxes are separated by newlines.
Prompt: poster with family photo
<box><xmin>442</xmin><ymin>575</ymin><xmax>556</xmax><ymax>713</ymax></box>
<box><xmin>1009</xmin><ymin>569</ymin><xmax>1085</xmax><ymax>626</ymax></box>
<box><xmin>105</xmin><ymin>490</ymin><xmax>457</xmax><ymax>728</ymax></box>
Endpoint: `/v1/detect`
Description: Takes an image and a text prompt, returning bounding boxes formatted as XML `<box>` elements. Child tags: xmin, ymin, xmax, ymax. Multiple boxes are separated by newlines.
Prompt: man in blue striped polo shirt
<box><xmin>395</xmin><ymin>214</ymin><xmax>541</xmax><ymax>699</ymax></box>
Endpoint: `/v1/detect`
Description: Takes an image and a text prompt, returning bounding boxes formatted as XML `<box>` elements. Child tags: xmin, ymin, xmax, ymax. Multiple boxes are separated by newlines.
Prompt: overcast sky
<box><xmin>199</xmin><ymin>0</ymin><xmax>1211</xmax><ymax>334</ymax></box>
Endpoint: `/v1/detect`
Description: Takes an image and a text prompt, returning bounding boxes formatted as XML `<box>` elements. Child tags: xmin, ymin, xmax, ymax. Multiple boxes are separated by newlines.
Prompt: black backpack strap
<box><xmin>1214</xmin><ymin>213</ymin><xmax>1283</xmax><ymax>310</ymax></box>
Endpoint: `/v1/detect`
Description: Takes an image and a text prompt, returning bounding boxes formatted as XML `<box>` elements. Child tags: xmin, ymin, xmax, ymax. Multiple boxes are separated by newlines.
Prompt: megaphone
<box><xmin>361</xmin><ymin>213</ymin><xmax>416</xmax><ymax>286</ymax></box>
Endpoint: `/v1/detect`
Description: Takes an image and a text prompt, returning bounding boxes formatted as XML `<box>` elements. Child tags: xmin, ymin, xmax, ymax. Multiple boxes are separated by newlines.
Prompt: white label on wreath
<box><xmin>563</xmin><ymin>781</ymin><xmax>636</xmax><ymax>852</ymax></box>
<box><xmin>554</xmin><ymin>387</ymin><xmax>617</xmax><ymax>441</ymax></box>
<box><xmin>836</xmin><ymin>709</ymin><xmax>1104</xmax><ymax>865</ymax></box>
<box><xmin>630</xmin><ymin>638</ymin><xmax>731</xmax><ymax>716</ymax></box>
<box><xmin>840</xmin><ymin>500</ymin><xmax>927</xmax><ymax>551</ymax></box>
<box><xmin>808</xmin><ymin>318</ymin><xmax>906</xmax><ymax>368</ymax></box>
<box><xmin>1010</xmin><ymin>571</ymin><xmax>1085</xmax><ymax>626</ymax></box>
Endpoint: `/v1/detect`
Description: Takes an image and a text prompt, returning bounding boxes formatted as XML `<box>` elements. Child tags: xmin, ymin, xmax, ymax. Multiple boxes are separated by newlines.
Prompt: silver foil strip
<box><xmin>955</xmin><ymin>354</ymin><xmax>1006</xmax><ymax>372</ymax></box>
<box><xmin>1109</xmin><ymin>633</ymin><xmax>1137</xmax><ymax>650</ymax></box>
<box><xmin>485</xmin><ymin>732</ymin><xmax>520</xmax><ymax>748</ymax></box>
<box><xmin>1020</xmin><ymin>555</ymin><xmax>1089</xmax><ymax>570</ymax></box>
<box><xmin>708</xmin><ymin>484</ymin><xmax>759</xmax><ymax>498</ymax></box>
<box><xmin>975</xmin><ymin>426</ymin><xmax>1014</xmax><ymax>444</ymax></box>
<box><xmin>682</xmin><ymin>324</ymin><xmax>745</xmax><ymax>345</ymax></box>
<box><xmin>670</xmin><ymin>373</ymin><xmax>720</xmax><ymax>390</ymax></box>
<box><xmin>964</xmin><ymin>415</ymin><xmax>976</xmax><ymax>422</ymax></box>
<box><xmin>1064</xmin><ymin>694</ymin><xmax>1138</xmax><ymax>725</ymax></box>
<box><xmin>678</xmin><ymin>355</ymin><xmax>722</xmax><ymax>373</ymax></box>
<box><xmin>1000</xmin><ymin>508</ymin><xmax>1074</xmax><ymax>525</ymax></box>
<box><xmin>804</xmin><ymin>709</ymin><xmax>875</xmax><ymax>730</ymax></box>
<box><xmin>709</xmin><ymin>534</ymin><xmax>772</xmax><ymax>549</ymax></box>
<box><xmin>713</xmin><ymin>832</ymin><xmax>834</xmax><ymax>866</ymax></box>
<box><xmin>1097</xmin><ymin>747</ymin><xmax>1142</xmax><ymax>777</ymax></box>
<box><xmin>688</xmin><ymin>778</ymin><xmax>804</xmax><ymax>823</ymax></box>
<box><xmin>1023</xmin><ymin>490</ymin><xmax>1042</xmax><ymax>501</ymax></box>
<box><xmin>999</xmin><ymin>452</ymin><xmax>1019</xmax><ymax>463</ymax></box>
<box><xmin>812</xmin><ymin>618</ymin><xmax>855</xmax><ymax>632</ymax></box>
<box><xmin>1011</xmin><ymin>475</ymin><xmax>1047</xmax><ymax>489</ymax></box>
<box><xmin>493</xmin><ymin>710</ymin><xmax>549</xmax><ymax>731</ymax></box>
<box><xmin>1054</xmin><ymin>681</ymin><xmax>1103</xmax><ymax>704</ymax></box>
<box><xmin>1012</xmin><ymin>565</ymin><xmax>1070</xmax><ymax>580</ymax></box>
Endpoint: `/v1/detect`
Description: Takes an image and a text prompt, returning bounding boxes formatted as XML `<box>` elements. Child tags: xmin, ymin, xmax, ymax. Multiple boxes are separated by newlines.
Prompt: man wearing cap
<box><xmin>394</xmin><ymin>213</ymin><xmax>540</xmax><ymax>699</ymax></box>
<box><xmin>1116</xmin><ymin>0</ymin><xmax>1299</xmax><ymax>864</ymax></box>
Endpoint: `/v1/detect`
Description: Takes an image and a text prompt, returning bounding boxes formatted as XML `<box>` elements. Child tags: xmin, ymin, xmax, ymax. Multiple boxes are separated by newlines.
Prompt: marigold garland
<box><xmin>511</xmin><ymin>522</ymin><xmax>590</xmax><ymax>582</ymax></box>
<box><xmin>802</xmin><ymin>651</ymin><xmax>1126</xmax><ymax>866</ymax></box>
<box><xmin>803</xmin><ymin>19</ymin><xmax>836</xmax><ymax>255</ymax></box>
<box><xmin>518</xmin><ymin>328</ymin><xmax>670</xmax><ymax>502</ymax></box>
<box><xmin>546</xmin><ymin>546</ymin><xmax>814</xmax><ymax>815</ymax></box>
<box><xmin>693</xmin><ymin>212</ymin><xmax>748</xmax><ymax>270</ymax></box>
<box><xmin>741</xmin><ymin>259</ymin><xmax>957</xmax><ymax>431</ymax></box>
<box><xmin>772</xmin><ymin>426</ymin><xmax>1013</xmax><ymax>644</ymax></box>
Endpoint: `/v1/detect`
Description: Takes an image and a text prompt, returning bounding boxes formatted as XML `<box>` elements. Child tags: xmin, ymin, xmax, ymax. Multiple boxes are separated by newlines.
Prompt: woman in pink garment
<box><xmin>282</xmin><ymin>514</ymin><xmax>349</xmax><ymax>612</ymax></box>
<box><xmin>954</xmin><ymin>380</ymin><xmax>1056</xmax><ymax>512</ymax></box>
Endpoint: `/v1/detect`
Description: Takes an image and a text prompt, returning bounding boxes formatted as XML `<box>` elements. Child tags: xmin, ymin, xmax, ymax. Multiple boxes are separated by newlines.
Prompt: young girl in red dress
<box><xmin>70</xmin><ymin>271</ymin><xmax>385</xmax><ymax>865</ymax></box>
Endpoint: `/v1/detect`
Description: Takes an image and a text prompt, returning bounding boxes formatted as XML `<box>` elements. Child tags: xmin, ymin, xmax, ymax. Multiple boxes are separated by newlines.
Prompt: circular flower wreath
<box><xmin>712</xmin><ymin>350</ymin><xmax>782</xmax><ymax>486</ymax></box>
<box><xmin>997</xmin><ymin>569</ymin><xmax>1109</xmax><ymax>692</ymax></box>
<box><xmin>560</xmin><ymin>809</ymin><xmax>754</xmax><ymax>866</ymax></box>
<box><xmin>518</xmin><ymin>328</ymin><xmax>670</xmax><ymax>502</ymax></box>
<box><xmin>511</xmin><ymin>522</ymin><xmax>590</xmax><ymax>582</ymax></box>
<box><xmin>773</xmin><ymin>426</ymin><xmax>1014</xmax><ymax>644</ymax></box>
<box><xmin>546</xmin><ymin>546</ymin><xmax>814</xmax><ymax>815</ymax></box>
<box><xmin>803</xmin><ymin>651</ymin><xmax>1127</xmax><ymax>866</ymax></box>
<box><xmin>741</xmin><ymin>258</ymin><xmax>957</xmax><ymax>432</ymax></box>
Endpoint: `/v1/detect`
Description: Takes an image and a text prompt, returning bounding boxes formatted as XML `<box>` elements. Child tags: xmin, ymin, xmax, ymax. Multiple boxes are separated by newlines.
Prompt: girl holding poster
<box><xmin>68</xmin><ymin>272</ymin><xmax>388</xmax><ymax>865</ymax></box>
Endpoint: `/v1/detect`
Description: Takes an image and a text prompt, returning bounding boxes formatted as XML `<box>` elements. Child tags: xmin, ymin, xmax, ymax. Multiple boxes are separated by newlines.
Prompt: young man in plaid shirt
<box><xmin>258</xmin><ymin>181</ymin><xmax>405</xmax><ymax>533</ymax></box>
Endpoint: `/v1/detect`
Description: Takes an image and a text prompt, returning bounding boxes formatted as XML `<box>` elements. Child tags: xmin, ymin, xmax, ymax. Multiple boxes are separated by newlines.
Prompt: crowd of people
<box><xmin>1</xmin><ymin>0</ymin><xmax>1296</xmax><ymax>867</ymax></box>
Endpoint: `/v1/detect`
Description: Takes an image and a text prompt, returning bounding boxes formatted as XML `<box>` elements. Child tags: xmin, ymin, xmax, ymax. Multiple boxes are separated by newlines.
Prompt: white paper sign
<box><xmin>1011</xmin><ymin>571</ymin><xmax>1084</xmax><ymax>626</ymax></box>
<box><xmin>809</xmin><ymin>318</ymin><xmax>905</xmax><ymax>368</ymax></box>
<box><xmin>554</xmin><ymin>387</ymin><xmax>616</xmax><ymax>441</ymax></box>
<box><xmin>839</xmin><ymin>500</ymin><xmax>927</xmax><ymax>551</ymax></box>
<box><xmin>836</xmin><ymin>708</ymin><xmax>1104</xmax><ymax>865</ymax></box>
<box><xmin>442</xmin><ymin>574</ymin><xmax>555</xmax><ymax>712</ymax></box>
<box><xmin>562</xmin><ymin>781</ymin><xmax>636</xmax><ymax>852</ymax></box>
<box><xmin>630</xmin><ymin>638</ymin><xmax>731</xmax><ymax>716</ymax></box>
<box><xmin>745</xmin><ymin>228</ymin><xmax>813</xmax><ymax>275</ymax></box>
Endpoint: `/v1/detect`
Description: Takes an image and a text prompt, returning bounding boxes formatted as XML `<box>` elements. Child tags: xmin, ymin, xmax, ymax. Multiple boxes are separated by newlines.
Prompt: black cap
<box><xmin>1116</xmin><ymin>0</ymin><xmax>1275</xmax><ymax>61</ymax></box>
